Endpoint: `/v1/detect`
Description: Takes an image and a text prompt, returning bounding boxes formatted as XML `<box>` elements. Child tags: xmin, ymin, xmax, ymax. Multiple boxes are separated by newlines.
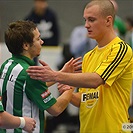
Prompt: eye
<box><xmin>88</xmin><ymin>18</ymin><xmax>95</xmax><ymax>22</ymax></box>
<box><xmin>38</xmin><ymin>37</ymin><xmax>41</xmax><ymax>40</ymax></box>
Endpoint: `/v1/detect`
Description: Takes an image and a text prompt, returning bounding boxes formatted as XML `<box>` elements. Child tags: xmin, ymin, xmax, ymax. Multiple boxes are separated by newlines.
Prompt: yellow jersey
<box><xmin>79</xmin><ymin>37</ymin><xmax>133</xmax><ymax>133</ymax></box>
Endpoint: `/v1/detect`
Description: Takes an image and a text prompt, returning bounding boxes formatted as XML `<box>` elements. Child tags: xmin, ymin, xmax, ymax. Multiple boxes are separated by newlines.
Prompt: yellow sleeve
<box><xmin>96</xmin><ymin>43</ymin><xmax>133</xmax><ymax>86</ymax></box>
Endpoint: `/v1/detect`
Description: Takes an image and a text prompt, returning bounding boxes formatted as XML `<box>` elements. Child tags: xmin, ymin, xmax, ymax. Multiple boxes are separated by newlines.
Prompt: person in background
<box><xmin>25</xmin><ymin>0</ymin><xmax>59</xmax><ymax>46</ymax></box>
<box><xmin>0</xmin><ymin>91</ymin><xmax>36</xmax><ymax>132</ymax></box>
<box><xmin>125</xmin><ymin>16</ymin><xmax>133</xmax><ymax>130</ymax></box>
<box><xmin>70</xmin><ymin>25</ymin><xmax>96</xmax><ymax>58</ymax></box>
<box><xmin>25</xmin><ymin>0</ymin><xmax>60</xmax><ymax>65</ymax></box>
<box><xmin>110</xmin><ymin>0</ymin><xmax>127</xmax><ymax>38</ymax></box>
<box><xmin>0</xmin><ymin>20</ymin><xmax>81</xmax><ymax>133</ymax></box>
<box><xmin>27</xmin><ymin>0</ymin><xmax>133</xmax><ymax>132</ymax></box>
<box><xmin>125</xmin><ymin>16</ymin><xmax>133</xmax><ymax>50</ymax></box>
<box><xmin>57</xmin><ymin>25</ymin><xmax>96</xmax><ymax>70</ymax></box>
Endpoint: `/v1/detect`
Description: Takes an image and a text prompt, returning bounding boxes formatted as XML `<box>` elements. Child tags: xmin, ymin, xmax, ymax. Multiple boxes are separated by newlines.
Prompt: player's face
<box><xmin>83</xmin><ymin>5</ymin><xmax>107</xmax><ymax>41</ymax></box>
<box><xmin>28</xmin><ymin>28</ymin><xmax>44</xmax><ymax>59</ymax></box>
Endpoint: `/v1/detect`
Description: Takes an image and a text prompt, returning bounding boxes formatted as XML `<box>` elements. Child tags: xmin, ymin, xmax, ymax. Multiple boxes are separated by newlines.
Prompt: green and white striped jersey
<box><xmin>0</xmin><ymin>55</ymin><xmax>56</xmax><ymax>133</ymax></box>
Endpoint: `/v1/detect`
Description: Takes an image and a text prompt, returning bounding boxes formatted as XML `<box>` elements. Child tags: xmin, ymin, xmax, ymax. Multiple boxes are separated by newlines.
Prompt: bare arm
<box><xmin>57</xmin><ymin>83</ymin><xmax>81</xmax><ymax>108</ymax></box>
<box><xmin>70</xmin><ymin>92</ymin><xmax>81</xmax><ymax>108</ymax></box>
<box><xmin>0</xmin><ymin>111</ymin><xmax>20</xmax><ymax>129</ymax></box>
<box><xmin>42</xmin><ymin>57</ymin><xmax>82</xmax><ymax>87</ymax></box>
<box><xmin>0</xmin><ymin>111</ymin><xmax>36</xmax><ymax>132</ymax></box>
<box><xmin>27</xmin><ymin>60</ymin><xmax>104</xmax><ymax>88</ymax></box>
<box><xmin>53</xmin><ymin>72</ymin><xmax>104</xmax><ymax>88</ymax></box>
<box><xmin>46</xmin><ymin>85</ymin><xmax>74</xmax><ymax>116</ymax></box>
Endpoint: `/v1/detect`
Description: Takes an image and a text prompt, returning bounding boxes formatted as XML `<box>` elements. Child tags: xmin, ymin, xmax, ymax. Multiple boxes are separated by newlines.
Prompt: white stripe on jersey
<box><xmin>6</xmin><ymin>64</ymin><xmax>23</xmax><ymax>115</ymax></box>
<box><xmin>23</xmin><ymin>81</ymin><xmax>40</xmax><ymax>133</ymax></box>
<box><xmin>0</xmin><ymin>60</ymin><xmax>13</xmax><ymax>93</ymax></box>
<box><xmin>6</xmin><ymin>63</ymin><xmax>23</xmax><ymax>133</ymax></box>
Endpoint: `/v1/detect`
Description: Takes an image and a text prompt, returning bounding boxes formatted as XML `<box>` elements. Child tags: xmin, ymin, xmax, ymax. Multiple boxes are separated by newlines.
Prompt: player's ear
<box><xmin>23</xmin><ymin>43</ymin><xmax>29</xmax><ymax>51</ymax></box>
<box><xmin>106</xmin><ymin>16</ymin><xmax>113</xmax><ymax>27</ymax></box>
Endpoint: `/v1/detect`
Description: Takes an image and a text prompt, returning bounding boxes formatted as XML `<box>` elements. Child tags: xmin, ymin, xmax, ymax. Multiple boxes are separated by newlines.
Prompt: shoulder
<box><xmin>109</xmin><ymin>38</ymin><xmax>133</xmax><ymax>62</ymax></box>
<box><xmin>113</xmin><ymin>38</ymin><xmax>132</xmax><ymax>55</ymax></box>
<box><xmin>45</xmin><ymin>8</ymin><xmax>57</xmax><ymax>18</ymax></box>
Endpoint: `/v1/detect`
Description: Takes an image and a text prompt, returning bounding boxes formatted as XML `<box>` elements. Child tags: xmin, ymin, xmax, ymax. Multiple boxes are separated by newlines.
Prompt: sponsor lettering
<box><xmin>81</xmin><ymin>90</ymin><xmax>99</xmax><ymax>108</ymax></box>
<box><xmin>43</xmin><ymin>94</ymin><xmax>53</xmax><ymax>103</ymax></box>
<box><xmin>82</xmin><ymin>92</ymin><xmax>99</xmax><ymax>102</ymax></box>
<box><xmin>41</xmin><ymin>90</ymin><xmax>51</xmax><ymax>99</ymax></box>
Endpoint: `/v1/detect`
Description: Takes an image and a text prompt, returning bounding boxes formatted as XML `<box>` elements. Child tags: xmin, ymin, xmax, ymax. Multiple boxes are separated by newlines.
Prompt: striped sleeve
<box><xmin>96</xmin><ymin>41</ymin><xmax>132</xmax><ymax>86</ymax></box>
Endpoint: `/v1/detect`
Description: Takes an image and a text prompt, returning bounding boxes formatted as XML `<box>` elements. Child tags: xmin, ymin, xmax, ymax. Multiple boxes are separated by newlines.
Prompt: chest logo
<box><xmin>81</xmin><ymin>90</ymin><xmax>99</xmax><ymax>108</ymax></box>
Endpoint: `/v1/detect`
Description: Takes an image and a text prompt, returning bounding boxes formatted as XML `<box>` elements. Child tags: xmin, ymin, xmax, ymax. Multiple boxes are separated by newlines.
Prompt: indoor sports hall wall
<box><xmin>0</xmin><ymin>0</ymin><xmax>133</xmax><ymax>43</ymax></box>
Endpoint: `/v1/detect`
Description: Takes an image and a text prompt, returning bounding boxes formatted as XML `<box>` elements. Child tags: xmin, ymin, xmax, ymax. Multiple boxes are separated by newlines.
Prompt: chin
<box><xmin>88</xmin><ymin>35</ymin><xmax>95</xmax><ymax>39</ymax></box>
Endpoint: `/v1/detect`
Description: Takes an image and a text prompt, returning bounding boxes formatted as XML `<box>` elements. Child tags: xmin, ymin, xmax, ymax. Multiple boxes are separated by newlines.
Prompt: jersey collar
<box><xmin>12</xmin><ymin>54</ymin><xmax>35</xmax><ymax>66</ymax></box>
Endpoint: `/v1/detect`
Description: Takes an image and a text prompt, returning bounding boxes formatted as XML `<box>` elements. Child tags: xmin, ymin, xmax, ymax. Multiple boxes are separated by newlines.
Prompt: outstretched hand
<box><xmin>27</xmin><ymin>60</ymin><xmax>55</xmax><ymax>82</ymax></box>
<box><xmin>27</xmin><ymin>57</ymin><xmax>82</xmax><ymax>82</ymax></box>
<box><xmin>61</xmin><ymin>57</ymin><xmax>82</xmax><ymax>73</ymax></box>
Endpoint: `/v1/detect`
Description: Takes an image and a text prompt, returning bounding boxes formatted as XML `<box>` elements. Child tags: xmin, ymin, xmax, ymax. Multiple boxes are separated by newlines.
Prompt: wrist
<box><xmin>54</xmin><ymin>71</ymin><xmax>60</xmax><ymax>82</ymax></box>
<box><xmin>18</xmin><ymin>117</ymin><xmax>25</xmax><ymax>129</ymax></box>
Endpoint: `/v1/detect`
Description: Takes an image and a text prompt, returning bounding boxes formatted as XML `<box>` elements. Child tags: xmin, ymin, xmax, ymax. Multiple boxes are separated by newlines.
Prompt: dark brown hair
<box><xmin>5</xmin><ymin>20</ymin><xmax>37</xmax><ymax>55</ymax></box>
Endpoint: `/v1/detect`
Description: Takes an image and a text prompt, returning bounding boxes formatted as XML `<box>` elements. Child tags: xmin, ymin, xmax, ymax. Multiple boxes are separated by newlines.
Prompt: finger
<box><xmin>27</xmin><ymin>70</ymin><xmax>43</xmax><ymax>76</ymax></box>
<box><xmin>75</xmin><ymin>70</ymin><xmax>82</xmax><ymax>73</ymax></box>
<box><xmin>27</xmin><ymin>66</ymin><xmax>44</xmax><ymax>71</ymax></box>
<box><xmin>29</xmin><ymin>75</ymin><xmax>41</xmax><ymax>79</ymax></box>
<box><xmin>30</xmin><ymin>76</ymin><xmax>47</xmax><ymax>82</ymax></box>
<box><xmin>39</xmin><ymin>60</ymin><xmax>48</xmax><ymax>66</ymax></box>
<box><xmin>57</xmin><ymin>83</ymin><xmax>65</xmax><ymax>89</ymax></box>
<box><xmin>34</xmin><ymin>120</ymin><xmax>36</xmax><ymax>124</ymax></box>
<box><xmin>73</xmin><ymin>57</ymin><xmax>82</xmax><ymax>64</ymax></box>
<box><xmin>66</xmin><ymin>57</ymin><xmax>74</xmax><ymax>65</ymax></box>
<box><xmin>74</xmin><ymin>61</ymin><xmax>82</xmax><ymax>67</ymax></box>
<box><xmin>33</xmin><ymin>120</ymin><xmax>36</xmax><ymax>128</ymax></box>
<box><xmin>74</xmin><ymin>64</ymin><xmax>82</xmax><ymax>70</ymax></box>
<box><xmin>74</xmin><ymin>65</ymin><xmax>82</xmax><ymax>71</ymax></box>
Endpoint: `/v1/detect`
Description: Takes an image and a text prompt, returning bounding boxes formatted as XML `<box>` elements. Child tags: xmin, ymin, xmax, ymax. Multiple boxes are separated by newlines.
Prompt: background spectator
<box><xmin>125</xmin><ymin>16</ymin><xmax>133</xmax><ymax>50</ymax></box>
<box><xmin>110</xmin><ymin>0</ymin><xmax>127</xmax><ymax>38</ymax></box>
<box><xmin>70</xmin><ymin>25</ymin><xmax>96</xmax><ymax>58</ymax></box>
<box><xmin>25</xmin><ymin>0</ymin><xmax>60</xmax><ymax>46</ymax></box>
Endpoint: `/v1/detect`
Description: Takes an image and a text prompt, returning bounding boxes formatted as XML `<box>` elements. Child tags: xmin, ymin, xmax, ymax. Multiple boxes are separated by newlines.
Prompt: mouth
<box><xmin>88</xmin><ymin>30</ymin><xmax>92</xmax><ymax>34</ymax></box>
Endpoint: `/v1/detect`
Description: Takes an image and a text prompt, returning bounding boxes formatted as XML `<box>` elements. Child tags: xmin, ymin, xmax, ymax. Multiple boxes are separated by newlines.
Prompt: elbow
<box><xmin>93</xmin><ymin>83</ymin><xmax>99</xmax><ymax>89</ymax></box>
<box><xmin>50</xmin><ymin>109</ymin><xmax>62</xmax><ymax>117</ymax></box>
<box><xmin>47</xmin><ymin>107</ymin><xmax>63</xmax><ymax>117</ymax></box>
<box><xmin>52</xmin><ymin>112</ymin><xmax>60</xmax><ymax>117</ymax></box>
<box><xmin>92</xmin><ymin>80</ymin><xmax>104</xmax><ymax>89</ymax></box>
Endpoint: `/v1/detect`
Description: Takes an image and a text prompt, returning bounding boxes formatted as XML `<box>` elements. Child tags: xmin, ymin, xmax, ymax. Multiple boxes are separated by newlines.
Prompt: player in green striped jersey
<box><xmin>0</xmin><ymin>20</ymin><xmax>78</xmax><ymax>133</ymax></box>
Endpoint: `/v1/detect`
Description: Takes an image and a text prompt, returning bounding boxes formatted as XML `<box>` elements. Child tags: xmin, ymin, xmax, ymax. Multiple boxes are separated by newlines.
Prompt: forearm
<box><xmin>0</xmin><ymin>111</ymin><xmax>20</xmax><ymax>129</ymax></box>
<box><xmin>54</xmin><ymin>71</ymin><xmax>103</xmax><ymax>88</ymax></box>
<box><xmin>70</xmin><ymin>92</ymin><xmax>81</xmax><ymax>108</ymax></box>
<box><xmin>47</xmin><ymin>89</ymin><xmax>73</xmax><ymax>116</ymax></box>
<box><xmin>56</xmin><ymin>89</ymin><xmax>73</xmax><ymax>111</ymax></box>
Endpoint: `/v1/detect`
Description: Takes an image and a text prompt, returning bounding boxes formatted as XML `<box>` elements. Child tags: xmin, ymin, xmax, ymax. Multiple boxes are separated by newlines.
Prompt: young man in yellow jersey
<box><xmin>27</xmin><ymin>0</ymin><xmax>133</xmax><ymax>132</ymax></box>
